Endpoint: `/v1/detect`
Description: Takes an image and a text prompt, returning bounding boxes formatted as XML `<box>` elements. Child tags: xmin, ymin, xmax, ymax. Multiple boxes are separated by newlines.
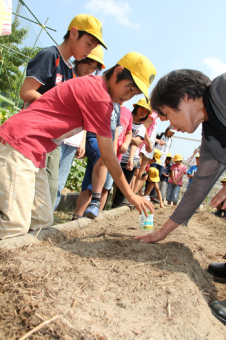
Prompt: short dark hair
<box><xmin>74</xmin><ymin>57</ymin><xmax>102</xmax><ymax>75</ymax></box>
<box><xmin>63</xmin><ymin>30</ymin><xmax>91</xmax><ymax>41</ymax></box>
<box><xmin>151</xmin><ymin>69</ymin><xmax>211</xmax><ymax>115</ymax></box>
<box><xmin>132</xmin><ymin>105</ymin><xmax>149</xmax><ymax>122</ymax></box>
<box><xmin>103</xmin><ymin>65</ymin><xmax>137</xmax><ymax>87</ymax></box>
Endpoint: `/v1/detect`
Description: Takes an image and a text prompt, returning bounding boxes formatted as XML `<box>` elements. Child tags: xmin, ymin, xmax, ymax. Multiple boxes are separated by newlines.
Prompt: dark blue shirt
<box><xmin>160</xmin><ymin>163</ymin><xmax>171</xmax><ymax>182</ymax></box>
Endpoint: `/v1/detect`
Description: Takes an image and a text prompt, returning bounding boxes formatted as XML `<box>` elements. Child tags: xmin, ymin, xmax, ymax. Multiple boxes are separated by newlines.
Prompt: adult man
<box><xmin>136</xmin><ymin>69</ymin><xmax>226</xmax><ymax>324</ymax></box>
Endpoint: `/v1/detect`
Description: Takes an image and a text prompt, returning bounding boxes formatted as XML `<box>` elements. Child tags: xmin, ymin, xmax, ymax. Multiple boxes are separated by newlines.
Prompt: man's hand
<box><xmin>135</xmin><ymin>218</ymin><xmax>179</xmax><ymax>243</ymax></box>
<box><xmin>135</xmin><ymin>229</ymin><xmax>167</xmax><ymax>243</ymax></box>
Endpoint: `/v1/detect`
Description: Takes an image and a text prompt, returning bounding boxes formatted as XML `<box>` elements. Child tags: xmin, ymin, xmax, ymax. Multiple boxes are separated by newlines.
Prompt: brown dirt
<box><xmin>0</xmin><ymin>205</ymin><xmax>226</xmax><ymax>339</ymax></box>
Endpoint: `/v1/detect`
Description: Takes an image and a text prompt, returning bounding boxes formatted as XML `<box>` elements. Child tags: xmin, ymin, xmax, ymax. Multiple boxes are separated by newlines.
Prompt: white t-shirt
<box><xmin>63</xmin><ymin>131</ymin><xmax>84</xmax><ymax>147</ymax></box>
<box><xmin>155</xmin><ymin>134</ymin><xmax>172</xmax><ymax>166</ymax></box>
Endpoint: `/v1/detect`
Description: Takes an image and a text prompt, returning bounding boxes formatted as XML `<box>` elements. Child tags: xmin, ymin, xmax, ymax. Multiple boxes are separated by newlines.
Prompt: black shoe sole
<box><xmin>83</xmin><ymin>212</ymin><xmax>97</xmax><ymax>219</ymax></box>
<box><xmin>210</xmin><ymin>309</ymin><xmax>226</xmax><ymax>325</ymax></box>
<box><xmin>208</xmin><ymin>269</ymin><xmax>226</xmax><ymax>279</ymax></box>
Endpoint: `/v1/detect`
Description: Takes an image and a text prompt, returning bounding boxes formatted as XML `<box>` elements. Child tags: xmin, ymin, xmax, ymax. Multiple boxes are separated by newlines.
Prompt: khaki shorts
<box><xmin>0</xmin><ymin>140</ymin><xmax>53</xmax><ymax>240</ymax></box>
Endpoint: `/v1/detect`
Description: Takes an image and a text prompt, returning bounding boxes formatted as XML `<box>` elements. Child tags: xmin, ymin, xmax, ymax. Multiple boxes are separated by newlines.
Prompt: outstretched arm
<box><xmin>136</xmin><ymin>218</ymin><xmax>179</xmax><ymax>243</ymax></box>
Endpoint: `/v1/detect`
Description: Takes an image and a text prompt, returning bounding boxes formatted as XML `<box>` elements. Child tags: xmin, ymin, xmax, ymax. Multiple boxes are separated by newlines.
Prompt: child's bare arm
<box><xmin>20</xmin><ymin>78</ymin><xmax>42</xmax><ymax>103</ymax></box>
<box><xmin>131</xmin><ymin>136</ymin><xmax>143</xmax><ymax>147</ymax></box>
<box><xmin>76</xmin><ymin>131</ymin><xmax>87</xmax><ymax>159</ymax></box>
<box><xmin>144</xmin><ymin>131</ymin><xmax>152</xmax><ymax>153</ymax></box>
<box><xmin>113</xmin><ymin>127</ymin><xmax>118</xmax><ymax>154</ymax></box>
<box><xmin>118</xmin><ymin>130</ymin><xmax>132</xmax><ymax>154</ymax></box>
<box><xmin>127</xmin><ymin>144</ymin><xmax>138</xmax><ymax>170</ymax></box>
<box><xmin>171</xmin><ymin>170</ymin><xmax>176</xmax><ymax>183</ymax></box>
<box><xmin>154</xmin><ymin>183</ymin><xmax>164</xmax><ymax>208</ymax></box>
<box><xmin>175</xmin><ymin>172</ymin><xmax>184</xmax><ymax>183</ymax></box>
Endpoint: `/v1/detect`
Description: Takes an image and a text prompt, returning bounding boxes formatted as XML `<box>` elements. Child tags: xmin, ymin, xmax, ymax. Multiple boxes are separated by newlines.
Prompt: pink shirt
<box><xmin>0</xmin><ymin>75</ymin><xmax>113</xmax><ymax>168</ymax></box>
<box><xmin>169</xmin><ymin>163</ymin><xmax>187</xmax><ymax>186</ymax></box>
<box><xmin>138</xmin><ymin>111</ymin><xmax>158</xmax><ymax>152</ymax></box>
<box><xmin>117</xmin><ymin>106</ymin><xmax>132</xmax><ymax>161</ymax></box>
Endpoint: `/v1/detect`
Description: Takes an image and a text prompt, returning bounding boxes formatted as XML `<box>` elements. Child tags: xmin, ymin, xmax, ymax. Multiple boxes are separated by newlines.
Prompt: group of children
<box><xmin>0</xmin><ymin>13</ymin><xmax>157</xmax><ymax>240</ymax></box>
<box><xmin>0</xmin><ymin>12</ymin><xmax>214</xmax><ymax>240</ymax></box>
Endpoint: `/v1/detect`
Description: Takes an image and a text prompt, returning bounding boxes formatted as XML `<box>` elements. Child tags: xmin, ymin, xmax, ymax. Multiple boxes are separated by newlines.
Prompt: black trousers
<box><xmin>112</xmin><ymin>165</ymin><xmax>136</xmax><ymax>208</ymax></box>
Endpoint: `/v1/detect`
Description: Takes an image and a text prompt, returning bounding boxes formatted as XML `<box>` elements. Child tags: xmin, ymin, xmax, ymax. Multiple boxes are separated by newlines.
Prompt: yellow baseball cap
<box><xmin>221</xmin><ymin>177</ymin><xmax>226</xmax><ymax>182</ymax></box>
<box><xmin>68</xmin><ymin>14</ymin><xmax>107</xmax><ymax>50</ymax></box>
<box><xmin>148</xmin><ymin>167</ymin><xmax>160</xmax><ymax>182</ymax></box>
<box><xmin>173</xmin><ymin>154</ymin><xmax>183</xmax><ymax>162</ymax></box>
<box><xmin>117</xmin><ymin>52</ymin><xmax>156</xmax><ymax>101</ymax></box>
<box><xmin>196</xmin><ymin>153</ymin><xmax>200</xmax><ymax>158</ymax></box>
<box><xmin>133</xmin><ymin>98</ymin><xmax>151</xmax><ymax>111</ymax></box>
<box><xmin>153</xmin><ymin>149</ymin><xmax>161</xmax><ymax>164</ymax></box>
<box><xmin>166</xmin><ymin>152</ymin><xmax>172</xmax><ymax>158</ymax></box>
<box><xmin>88</xmin><ymin>45</ymin><xmax>105</xmax><ymax>69</ymax></box>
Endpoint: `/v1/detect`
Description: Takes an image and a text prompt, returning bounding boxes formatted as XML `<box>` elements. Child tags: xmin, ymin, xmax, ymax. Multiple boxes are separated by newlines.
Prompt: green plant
<box><xmin>65</xmin><ymin>158</ymin><xmax>87</xmax><ymax>192</ymax></box>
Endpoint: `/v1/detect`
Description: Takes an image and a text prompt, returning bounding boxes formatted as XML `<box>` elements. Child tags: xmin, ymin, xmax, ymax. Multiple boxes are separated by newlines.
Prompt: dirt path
<box><xmin>0</xmin><ymin>205</ymin><xmax>226</xmax><ymax>339</ymax></box>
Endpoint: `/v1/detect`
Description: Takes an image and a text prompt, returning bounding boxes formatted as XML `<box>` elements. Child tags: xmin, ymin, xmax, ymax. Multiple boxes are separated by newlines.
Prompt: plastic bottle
<box><xmin>139</xmin><ymin>196</ymin><xmax>153</xmax><ymax>236</ymax></box>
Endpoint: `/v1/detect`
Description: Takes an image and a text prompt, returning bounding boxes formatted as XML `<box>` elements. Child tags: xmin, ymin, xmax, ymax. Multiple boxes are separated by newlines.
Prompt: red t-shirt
<box><xmin>0</xmin><ymin>75</ymin><xmax>113</xmax><ymax>168</ymax></box>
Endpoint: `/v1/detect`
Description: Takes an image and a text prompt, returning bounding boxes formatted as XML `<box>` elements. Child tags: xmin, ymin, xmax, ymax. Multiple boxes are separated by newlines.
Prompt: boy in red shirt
<box><xmin>0</xmin><ymin>52</ymin><xmax>156</xmax><ymax>239</ymax></box>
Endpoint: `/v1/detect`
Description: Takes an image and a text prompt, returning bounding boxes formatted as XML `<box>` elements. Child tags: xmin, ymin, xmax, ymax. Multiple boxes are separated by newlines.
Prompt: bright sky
<box><xmin>12</xmin><ymin>0</ymin><xmax>226</xmax><ymax>143</ymax></box>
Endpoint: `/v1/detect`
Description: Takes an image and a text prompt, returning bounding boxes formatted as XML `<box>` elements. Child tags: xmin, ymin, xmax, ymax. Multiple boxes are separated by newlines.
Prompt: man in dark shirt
<box><xmin>137</xmin><ymin>69</ymin><xmax>226</xmax><ymax>325</ymax></box>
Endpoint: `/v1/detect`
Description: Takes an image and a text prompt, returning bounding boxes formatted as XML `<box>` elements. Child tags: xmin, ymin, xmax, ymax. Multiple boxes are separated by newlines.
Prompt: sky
<box><xmin>11</xmin><ymin>0</ymin><xmax>226</xmax><ymax>149</ymax></box>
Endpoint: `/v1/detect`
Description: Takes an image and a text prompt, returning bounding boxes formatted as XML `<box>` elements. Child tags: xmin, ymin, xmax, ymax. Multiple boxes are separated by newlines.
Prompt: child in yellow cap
<box><xmin>112</xmin><ymin>97</ymin><xmax>152</xmax><ymax>209</ymax></box>
<box><xmin>136</xmin><ymin>150</ymin><xmax>164</xmax><ymax>208</ymax></box>
<box><xmin>20</xmin><ymin>14</ymin><xmax>107</xmax><ymax>208</ymax></box>
<box><xmin>74</xmin><ymin>44</ymin><xmax>105</xmax><ymax>77</ymax></box>
<box><xmin>167</xmin><ymin>154</ymin><xmax>187</xmax><ymax>206</ymax></box>
<box><xmin>0</xmin><ymin>51</ymin><xmax>156</xmax><ymax>239</ymax></box>
<box><xmin>144</xmin><ymin>167</ymin><xmax>164</xmax><ymax>208</ymax></box>
<box><xmin>54</xmin><ymin>45</ymin><xmax>106</xmax><ymax>211</ymax></box>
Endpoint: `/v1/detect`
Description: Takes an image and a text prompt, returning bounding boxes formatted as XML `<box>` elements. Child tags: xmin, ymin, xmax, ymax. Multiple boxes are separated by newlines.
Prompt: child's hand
<box><xmin>157</xmin><ymin>140</ymin><xmax>166</xmax><ymax>146</ymax></box>
<box><xmin>160</xmin><ymin>202</ymin><xmax>165</xmax><ymax>208</ymax></box>
<box><xmin>76</xmin><ymin>144</ymin><xmax>86</xmax><ymax>159</ymax></box>
<box><xmin>128</xmin><ymin>194</ymin><xmax>154</xmax><ymax>217</ymax></box>
<box><xmin>126</xmin><ymin>159</ymin><xmax>134</xmax><ymax>171</ymax></box>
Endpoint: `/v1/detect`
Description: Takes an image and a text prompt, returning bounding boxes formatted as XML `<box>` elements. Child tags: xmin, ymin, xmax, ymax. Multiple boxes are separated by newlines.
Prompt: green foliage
<box><xmin>65</xmin><ymin>158</ymin><xmax>87</xmax><ymax>192</ymax></box>
<box><xmin>0</xmin><ymin>107</ymin><xmax>8</xmax><ymax>124</ymax></box>
<box><xmin>0</xmin><ymin>99</ymin><xmax>16</xmax><ymax>124</ymax></box>
<box><xmin>0</xmin><ymin>21</ymin><xmax>42</xmax><ymax>96</ymax></box>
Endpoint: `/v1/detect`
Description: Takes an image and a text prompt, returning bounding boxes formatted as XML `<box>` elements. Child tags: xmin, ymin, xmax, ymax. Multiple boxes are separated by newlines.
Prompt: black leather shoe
<box><xmin>209</xmin><ymin>300</ymin><xmax>226</xmax><ymax>325</ymax></box>
<box><xmin>208</xmin><ymin>262</ymin><xmax>226</xmax><ymax>278</ymax></box>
